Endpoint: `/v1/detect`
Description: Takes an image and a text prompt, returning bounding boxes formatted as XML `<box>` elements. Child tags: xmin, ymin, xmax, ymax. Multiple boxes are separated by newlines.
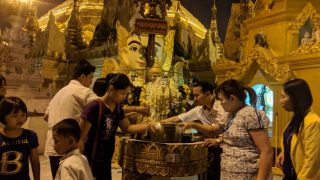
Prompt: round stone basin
<box><xmin>119</xmin><ymin>138</ymin><xmax>208</xmax><ymax>178</ymax></box>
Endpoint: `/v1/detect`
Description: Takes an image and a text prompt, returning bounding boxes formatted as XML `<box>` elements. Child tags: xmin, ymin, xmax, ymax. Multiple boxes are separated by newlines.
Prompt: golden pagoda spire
<box><xmin>65</xmin><ymin>0</ymin><xmax>86</xmax><ymax>55</ymax></box>
<box><xmin>23</xmin><ymin>6</ymin><xmax>39</xmax><ymax>47</ymax></box>
<box><xmin>207</xmin><ymin>0</ymin><xmax>225</xmax><ymax>62</ymax></box>
<box><xmin>210</xmin><ymin>0</ymin><xmax>221</xmax><ymax>44</ymax></box>
<box><xmin>211</xmin><ymin>0</ymin><xmax>217</xmax><ymax>21</ymax></box>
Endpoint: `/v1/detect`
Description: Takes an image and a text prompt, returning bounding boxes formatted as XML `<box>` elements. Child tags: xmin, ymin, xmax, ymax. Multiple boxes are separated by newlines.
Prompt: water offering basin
<box><xmin>119</xmin><ymin>137</ymin><xmax>208</xmax><ymax>179</ymax></box>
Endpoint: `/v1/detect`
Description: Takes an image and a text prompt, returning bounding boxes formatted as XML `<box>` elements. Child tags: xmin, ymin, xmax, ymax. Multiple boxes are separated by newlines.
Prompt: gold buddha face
<box><xmin>124</xmin><ymin>33</ymin><xmax>165</xmax><ymax>70</ymax></box>
<box><xmin>117</xmin><ymin>21</ymin><xmax>173</xmax><ymax>73</ymax></box>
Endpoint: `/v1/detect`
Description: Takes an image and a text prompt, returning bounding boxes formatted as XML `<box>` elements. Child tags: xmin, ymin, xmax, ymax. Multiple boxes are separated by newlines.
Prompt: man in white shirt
<box><xmin>44</xmin><ymin>60</ymin><xmax>98</xmax><ymax>178</ymax></box>
<box><xmin>161</xmin><ymin>80</ymin><xmax>227</xmax><ymax>180</ymax></box>
<box><xmin>161</xmin><ymin>81</ymin><xmax>226</xmax><ymax>130</ymax></box>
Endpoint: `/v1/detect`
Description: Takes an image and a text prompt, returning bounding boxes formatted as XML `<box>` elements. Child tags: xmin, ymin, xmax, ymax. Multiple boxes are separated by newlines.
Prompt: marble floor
<box><xmin>30</xmin><ymin>155</ymin><xmax>283</xmax><ymax>180</ymax></box>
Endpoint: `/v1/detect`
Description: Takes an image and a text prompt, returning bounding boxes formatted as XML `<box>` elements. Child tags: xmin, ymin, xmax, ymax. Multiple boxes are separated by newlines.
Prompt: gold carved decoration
<box><xmin>221</xmin><ymin>47</ymin><xmax>290</xmax><ymax>81</ymax></box>
<box><xmin>290</xmin><ymin>41</ymin><xmax>320</xmax><ymax>56</ymax></box>
<box><xmin>215</xmin><ymin>57</ymin><xmax>237</xmax><ymax>67</ymax></box>
<box><xmin>119</xmin><ymin>138</ymin><xmax>208</xmax><ymax>177</ymax></box>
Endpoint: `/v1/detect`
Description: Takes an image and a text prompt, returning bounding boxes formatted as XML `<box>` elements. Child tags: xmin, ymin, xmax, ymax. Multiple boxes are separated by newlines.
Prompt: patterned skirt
<box><xmin>221</xmin><ymin>171</ymin><xmax>257</xmax><ymax>180</ymax></box>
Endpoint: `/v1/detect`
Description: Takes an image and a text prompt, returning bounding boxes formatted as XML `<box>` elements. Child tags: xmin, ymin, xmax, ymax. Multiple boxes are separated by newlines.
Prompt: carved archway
<box><xmin>215</xmin><ymin>47</ymin><xmax>292</xmax><ymax>82</ymax></box>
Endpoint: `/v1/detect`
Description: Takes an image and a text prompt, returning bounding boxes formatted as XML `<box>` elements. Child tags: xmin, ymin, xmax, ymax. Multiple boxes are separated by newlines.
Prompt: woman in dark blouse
<box><xmin>79</xmin><ymin>73</ymin><xmax>154</xmax><ymax>180</ymax></box>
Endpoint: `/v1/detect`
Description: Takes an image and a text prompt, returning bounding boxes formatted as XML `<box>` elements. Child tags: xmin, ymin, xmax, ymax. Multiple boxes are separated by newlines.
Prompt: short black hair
<box><xmin>93</xmin><ymin>78</ymin><xmax>107</xmax><ymax>96</ymax></box>
<box><xmin>193</xmin><ymin>81</ymin><xmax>216</xmax><ymax>94</ymax></box>
<box><xmin>105</xmin><ymin>73</ymin><xmax>132</xmax><ymax>90</ymax></box>
<box><xmin>72</xmin><ymin>60</ymin><xmax>96</xmax><ymax>79</ymax></box>
<box><xmin>0</xmin><ymin>97</ymin><xmax>27</xmax><ymax>125</ymax></box>
<box><xmin>53</xmin><ymin>119</ymin><xmax>81</xmax><ymax>142</ymax></box>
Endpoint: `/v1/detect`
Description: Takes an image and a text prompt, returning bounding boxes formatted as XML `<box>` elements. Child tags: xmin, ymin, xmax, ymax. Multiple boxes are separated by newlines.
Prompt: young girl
<box><xmin>80</xmin><ymin>73</ymin><xmax>154</xmax><ymax>180</ymax></box>
<box><xmin>0</xmin><ymin>97</ymin><xmax>40</xmax><ymax>180</ymax></box>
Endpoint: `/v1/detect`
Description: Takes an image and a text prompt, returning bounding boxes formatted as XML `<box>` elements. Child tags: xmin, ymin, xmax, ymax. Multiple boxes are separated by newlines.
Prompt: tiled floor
<box><xmin>30</xmin><ymin>155</ymin><xmax>283</xmax><ymax>180</ymax></box>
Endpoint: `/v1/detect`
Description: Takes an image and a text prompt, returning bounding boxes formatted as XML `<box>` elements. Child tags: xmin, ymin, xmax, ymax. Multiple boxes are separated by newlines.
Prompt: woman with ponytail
<box><xmin>276</xmin><ymin>78</ymin><xmax>320</xmax><ymax>179</ymax></box>
<box><xmin>214</xmin><ymin>79</ymin><xmax>273</xmax><ymax>180</ymax></box>
<box><xmin>183</xmin><ymin>79</ymin><xmax>273</xmax><ymax>179</ymax></box>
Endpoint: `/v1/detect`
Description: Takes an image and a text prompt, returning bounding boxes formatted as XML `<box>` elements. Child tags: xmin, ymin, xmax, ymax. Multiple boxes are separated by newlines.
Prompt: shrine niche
<box><xmin>288</xmin><ymin>2</ymin><xmax>320</xmax><ymax>55</ymax></box>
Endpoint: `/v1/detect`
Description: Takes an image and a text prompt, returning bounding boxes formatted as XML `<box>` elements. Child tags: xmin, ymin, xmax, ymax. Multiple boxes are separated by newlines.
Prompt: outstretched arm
<box><xmin>184</xmin><ymin>121</ymin><xmax>223</xmax><ymax>135</ymax></box>
<box><xmin>123</xmin><ymin>106</ymin><xmax>149</xmax><ymax>116</ymax></box>
<box><xmin>119</xmin><ymin>118</ymin><xmax>154</xmax><ymax>134</ymax></box>
<box><xmin>160</xmin><ymin>116</ymin><xmax>181</xmax><ymax>123</ymax></box>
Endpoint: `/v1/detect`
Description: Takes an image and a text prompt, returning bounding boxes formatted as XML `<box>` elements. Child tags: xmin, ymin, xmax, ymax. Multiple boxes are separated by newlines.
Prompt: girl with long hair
<box><xmin>79</xmin><ymin>73</ymin><xmax>154</xmax><ymax>180</ymax></box>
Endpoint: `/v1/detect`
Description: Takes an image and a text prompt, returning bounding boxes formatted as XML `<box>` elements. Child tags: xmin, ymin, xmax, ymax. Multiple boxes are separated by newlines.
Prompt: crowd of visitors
<box><xmin>0</xmin><ymin>60</ymin><xmax>319</xmax><ymax>180</ymax></box>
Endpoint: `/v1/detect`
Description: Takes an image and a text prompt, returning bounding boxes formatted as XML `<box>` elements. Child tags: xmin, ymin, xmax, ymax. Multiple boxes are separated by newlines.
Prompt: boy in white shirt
<box><xmin>53</xmin><ymin>119</ymin><xmax>93</xmax><ymax>180</ymax></box>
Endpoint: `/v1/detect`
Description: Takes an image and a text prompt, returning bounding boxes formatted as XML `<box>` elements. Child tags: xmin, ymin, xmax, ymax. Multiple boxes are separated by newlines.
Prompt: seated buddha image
<box><xmin>301</xmin><ymin>31</ymin><xmax>312</xmax><ymax>45</ymax></box>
